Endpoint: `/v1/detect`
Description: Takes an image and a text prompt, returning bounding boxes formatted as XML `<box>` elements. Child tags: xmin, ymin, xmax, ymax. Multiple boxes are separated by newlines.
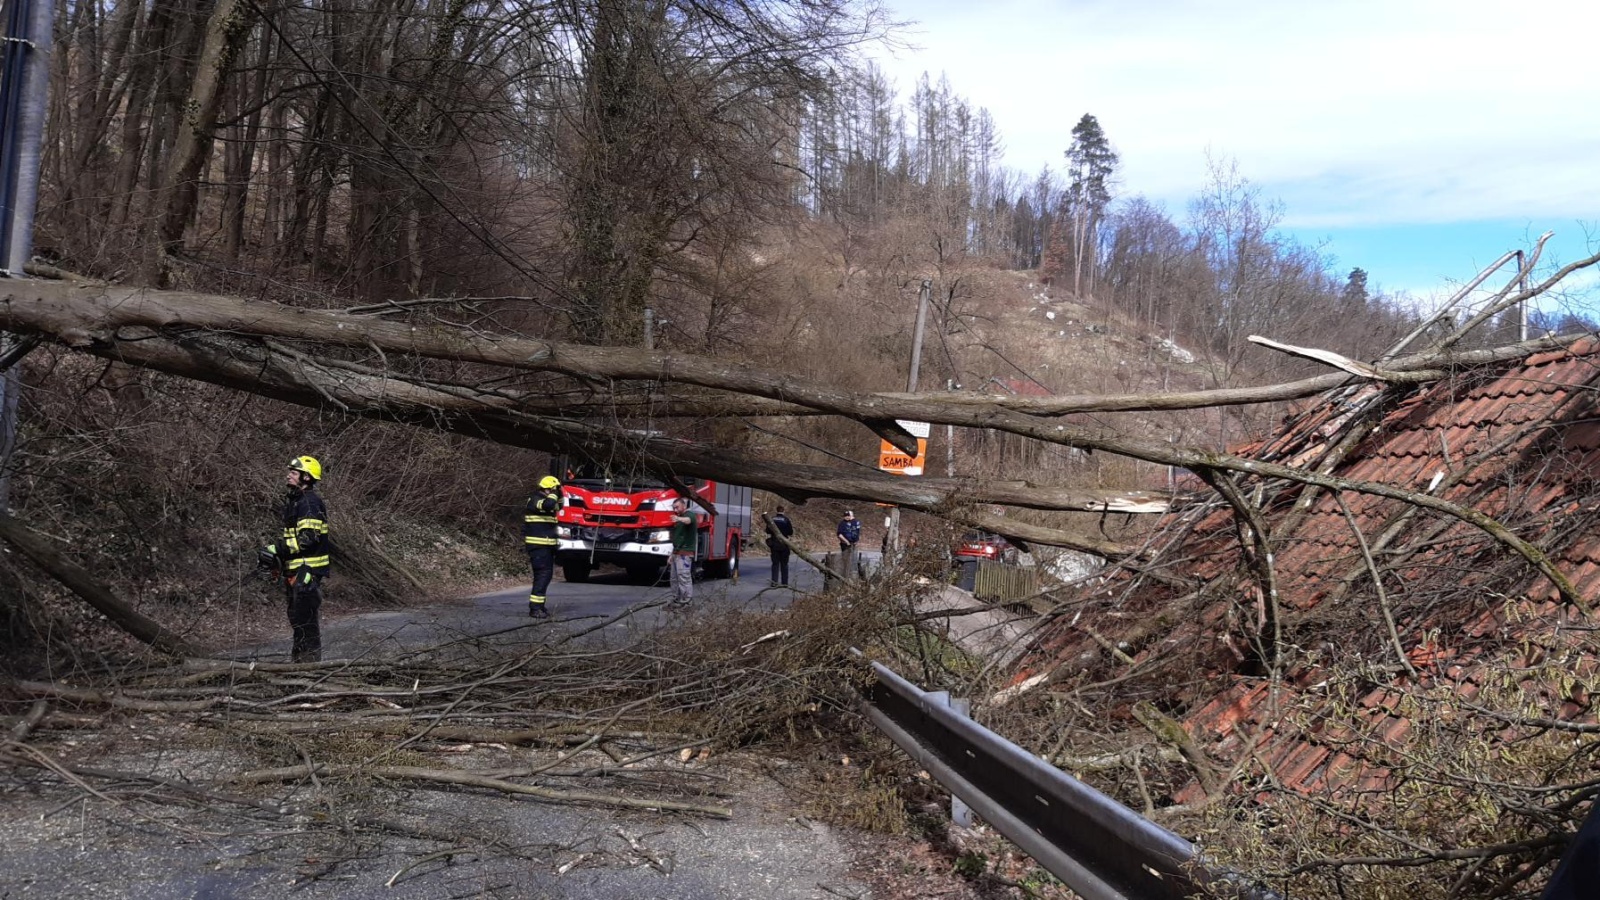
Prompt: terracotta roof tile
<box><xmin>1525</xmin><ymin>347</ymin><xmax>1573</xmax><ymax>367</ymax></box>
<box><xmin>1277</xmin><ymin>745</ymin><xmax>1332</xmax><ymax>787</ymax></box>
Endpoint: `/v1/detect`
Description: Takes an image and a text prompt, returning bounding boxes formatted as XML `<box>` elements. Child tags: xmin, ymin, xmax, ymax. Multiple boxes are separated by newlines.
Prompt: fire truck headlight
<box><xmin>650</xmin><ymin>529</ymin><xmax>672</xmax><ymax>543</ymax></box>
<box><xmin>557</xmin><ymin>526</ymin><xmax>573</xmax><ymax>538</ymax></box>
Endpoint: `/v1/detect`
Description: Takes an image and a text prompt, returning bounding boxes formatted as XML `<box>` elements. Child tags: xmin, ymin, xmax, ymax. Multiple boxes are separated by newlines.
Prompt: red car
<box><xmin>953</xmin><ymin>531</ymin><xmax>1014</xmax><ymax>563</ymax></box>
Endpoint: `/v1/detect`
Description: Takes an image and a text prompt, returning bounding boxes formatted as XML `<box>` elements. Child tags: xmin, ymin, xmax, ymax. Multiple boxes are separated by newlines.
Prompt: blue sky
<box><xmin>871</xmin><ymin>0</ymin><xmax>1600</xmax><ymax>309</ymax></box>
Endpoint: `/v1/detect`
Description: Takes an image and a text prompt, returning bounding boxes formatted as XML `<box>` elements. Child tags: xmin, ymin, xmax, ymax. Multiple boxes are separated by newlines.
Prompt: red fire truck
<box><xmin>552</xmin><ymin>461</ymin><xmax>751</xmax><ymax>584</ymax></box>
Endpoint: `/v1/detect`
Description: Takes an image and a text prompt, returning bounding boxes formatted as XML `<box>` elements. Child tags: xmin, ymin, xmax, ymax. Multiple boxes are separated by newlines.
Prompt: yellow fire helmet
<box><xmin>538</xmin><ymin>475</ymin><xmax>561</xmax><ymax>490</ymax></box>
<box><xmin>288</xmin><ymin>455</ymin><xmax>323</xmax><ymax>482</ymax></box>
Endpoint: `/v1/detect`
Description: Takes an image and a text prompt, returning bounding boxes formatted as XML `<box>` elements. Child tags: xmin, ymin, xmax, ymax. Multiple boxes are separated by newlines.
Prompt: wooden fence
<box><xmin>956</xmin><ymin>560</ymin><xmax>1039</xmax><ymax>603</ymax></box>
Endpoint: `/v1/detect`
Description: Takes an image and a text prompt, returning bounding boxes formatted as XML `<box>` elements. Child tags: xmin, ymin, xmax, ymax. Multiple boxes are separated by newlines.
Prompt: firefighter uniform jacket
<box><xmin>279</xmin><ymin>488</ymin><xmax>330</xmax><ymax>576</ymax></box>
<box><xmin>523</xmin><ymin>490</ymin><xmax>559</xmax><ymax>548</ymax></box>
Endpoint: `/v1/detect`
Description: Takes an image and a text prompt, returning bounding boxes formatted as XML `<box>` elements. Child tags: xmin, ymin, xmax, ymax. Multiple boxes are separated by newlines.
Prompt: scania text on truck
<box><xmin>552</xmin><ymin>461</ymin><xmax>751</xmax><ymax>584</ymax></box>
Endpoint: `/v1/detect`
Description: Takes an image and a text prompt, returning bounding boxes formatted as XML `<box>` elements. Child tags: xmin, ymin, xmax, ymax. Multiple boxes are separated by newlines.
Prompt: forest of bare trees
<box><xmin>31</xmin><ymin>0</ymin><xmax>1426</xmax><ymax>368</ymax></box>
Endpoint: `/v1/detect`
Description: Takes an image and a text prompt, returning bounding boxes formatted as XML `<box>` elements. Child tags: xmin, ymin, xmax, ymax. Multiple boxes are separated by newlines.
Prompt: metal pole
<box><xmin>1</xmin><ymin>0</ymin><xmax>52</xmax><ymax>274</ymax></box>
<box><xmin>887</xmin><ymin>279</ymin><xmax>932</xmax><ymax>555</ymax></box>
<box><xmin>945</xmin><ymin>379</ymin><xmax>956</xmax><ymax>478</ymax></box>
<box><xmin>923</xmin><ymin>690</ymin><xmax>976</xmax><ymax>827</ymax></box>
<box><xmin>1515</xmin><ymin>250</ymin><xmax>1528</xmax><ymax>342</ymax></box>
<box><xmin>0</xmin><ymin>0</ymin><xmax>54</xmax><ymax>514</ymax></box>
<box><xmin>0</xmin><ymin>0</ymin><xmax>30</xmax><ymax>268</ymax></box>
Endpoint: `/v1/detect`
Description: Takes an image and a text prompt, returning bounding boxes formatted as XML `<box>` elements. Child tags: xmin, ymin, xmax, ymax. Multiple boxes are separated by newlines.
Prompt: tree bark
<box><xmin>0</xmin><ymin>511</ymin><xmax>207</xmax><ymax>658</ymax></box>
<box><xmin>152</xmin><ymin>0</ymin><xmax>254</xmax><ymax>285</ymax></box>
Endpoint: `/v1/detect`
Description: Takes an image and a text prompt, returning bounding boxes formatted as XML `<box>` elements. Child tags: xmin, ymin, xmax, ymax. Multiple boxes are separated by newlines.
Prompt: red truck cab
<box><xmin>553</xmin><ymin>462</ymin><xmax>750</xmax><ymax>583</ymax></box>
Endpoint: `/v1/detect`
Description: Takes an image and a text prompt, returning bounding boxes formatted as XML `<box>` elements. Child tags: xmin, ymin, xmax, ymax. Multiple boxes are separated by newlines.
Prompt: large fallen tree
<box><xmin>5</xmin><ymin>249</ymin><xmax>1600</xmax><ymax>900</ymax></box>
<box><xmin>4</xmin><ymin>250</ymin><xmax>1598</xmax><ymax>600</ymax></box>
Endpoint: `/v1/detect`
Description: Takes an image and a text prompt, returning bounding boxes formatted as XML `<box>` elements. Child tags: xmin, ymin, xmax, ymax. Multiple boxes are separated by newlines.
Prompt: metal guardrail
<box><xmin>860</xmin><ymin>659</ymin><xmax>1281</xmax><ymax>900</ymax></box>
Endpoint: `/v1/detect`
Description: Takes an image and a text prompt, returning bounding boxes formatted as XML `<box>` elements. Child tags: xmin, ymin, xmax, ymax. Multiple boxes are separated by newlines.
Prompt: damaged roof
<box><xmin>1026</xmin><ymin>337</ymin><xmax>1600</xmax><ymax>803</ymax></box>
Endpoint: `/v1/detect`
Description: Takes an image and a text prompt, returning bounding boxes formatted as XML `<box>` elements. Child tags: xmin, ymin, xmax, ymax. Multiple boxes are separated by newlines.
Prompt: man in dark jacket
<box><xmin>523</xmin><ymin>475</ymin><xmax>561</xmax><ymax>619</ymax></box>
<box><xmin>274</xmin><ymin>455</ymin><xmax>330</xmax><ymax>663</ymax></box>
<box><xmin>837</xmin><ymin>509</ymin><xmax>861</xmax><ymax>578</ymax></box>
<box><xmin>766</xmin><ymin>507</ymin><xmax>794</xmax><ymax>587</ymax></box>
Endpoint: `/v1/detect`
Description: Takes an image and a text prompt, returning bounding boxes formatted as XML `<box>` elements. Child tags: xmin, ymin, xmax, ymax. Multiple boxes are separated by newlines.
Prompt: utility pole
<box><xmin>1515</xmin><ymin>250</ymin><xmax>1528</xmax><ymax>342</ymax></box>
<box><xmin>945</xmin><ymin>379</ymin><xmax>957</xmax><ymax>478</ymax></box>
<box><xmin>0</xmin><ymin>0</ymin><xmax>56</xmax><ymax>513</ymax></box>
<box><xmin>886</xmin><ymin>279</ymin><xmax>931</xmax><ymax>556</ymax></box>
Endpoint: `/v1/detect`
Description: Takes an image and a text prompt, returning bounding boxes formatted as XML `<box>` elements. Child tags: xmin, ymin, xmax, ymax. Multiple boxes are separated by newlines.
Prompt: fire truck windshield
<box><xmin>560</xmin><ymin>462</ymin><xmax>668</xmax><ymax>492</ymax></box>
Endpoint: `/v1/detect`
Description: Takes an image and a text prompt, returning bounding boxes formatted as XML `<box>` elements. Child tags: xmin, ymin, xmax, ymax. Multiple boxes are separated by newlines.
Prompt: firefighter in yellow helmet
<box><xmin>523</xmin><ymin>474</ymin><xmax>561</xmax><ymax>618</ymax></box>
<box><xmin>268</xmin><ymin>455</ymin><xmax>331</xmax><ymax>661</ymax></box>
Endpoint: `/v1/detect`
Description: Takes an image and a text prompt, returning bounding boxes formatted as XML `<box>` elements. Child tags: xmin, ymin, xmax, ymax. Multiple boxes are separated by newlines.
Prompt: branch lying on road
<box><xmin>229</xmin><ymin>763</ymin><xmax>733</xmax><ymax>818</ymax></box>
<box><xmin>761</xmin><ymin>511</ymin><xmax>844</xmax><ymax>585</ymax></box>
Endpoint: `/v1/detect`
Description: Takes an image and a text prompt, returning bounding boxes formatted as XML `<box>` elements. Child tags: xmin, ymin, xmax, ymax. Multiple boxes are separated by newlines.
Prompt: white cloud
<box><xmin>873</xmin><ymin>0</ymin><xmax>1600</xmax><ymax>226</ymax></box>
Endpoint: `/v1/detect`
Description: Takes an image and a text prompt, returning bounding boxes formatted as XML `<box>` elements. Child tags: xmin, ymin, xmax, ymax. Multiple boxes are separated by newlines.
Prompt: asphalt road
<box><xmin>1</xmin><ymin>557</ymin><xmax>880</xmax><ymax>900</ymax></box>
<box><xmin>299</xmin><ymin>556</ymin><xmax>829</xmax><ymax>663</ymax></box>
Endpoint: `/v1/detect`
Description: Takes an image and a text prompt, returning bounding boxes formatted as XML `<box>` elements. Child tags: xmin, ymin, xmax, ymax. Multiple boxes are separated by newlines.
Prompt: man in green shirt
<box><xmin>668</xmin><ymin>497</ymin><xmax>697</xmax><ymax>607</ymax></box>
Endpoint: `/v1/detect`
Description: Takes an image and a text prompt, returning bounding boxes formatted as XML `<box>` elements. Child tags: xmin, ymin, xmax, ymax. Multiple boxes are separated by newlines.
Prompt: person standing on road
<box><xmin>836</xmin><ymin>509</ymin><xmax>861</xmax><ymax>577</ymax></box>
<box><xmin>669</xmin><ymin>497</ymin><xmax>698</xmax><ymax>607</ymax></box>
<box><xmin>523</xmin><ymin>474</ymin><xmax>561</xmax><ymax>619</ymax></box>
<box><xmin>766</xmin><ymin>507</ymin><xmax>794</xmax><ymax>587</ymax></box>
<box><xmin>271</xmin><ymin>456</ymin><xmax>330</xmax><ymax>663</ymax></box>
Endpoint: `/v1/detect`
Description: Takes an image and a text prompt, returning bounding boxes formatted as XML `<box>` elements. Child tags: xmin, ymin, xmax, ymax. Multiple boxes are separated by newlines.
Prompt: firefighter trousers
<box><xmin>284</xmin><ymin>570</ymin><xmax>324</xmax><ymax>663</ymax></box>
<box><xmin>528</xmin><ymin>545</ymin><xmax>554</xmax><ymax>607</ymax></box>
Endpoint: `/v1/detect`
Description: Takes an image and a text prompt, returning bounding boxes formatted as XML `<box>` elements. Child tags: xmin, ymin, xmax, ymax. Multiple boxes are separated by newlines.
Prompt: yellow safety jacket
<box><xmin>278</xmin><ymin>487</ymin><xmax>330</xmax><ymax>576</ymax></box>
<box><xmin>523</xmin><ymin>490</ymin><xmax>559</xmax><ymax>548</ymax></box>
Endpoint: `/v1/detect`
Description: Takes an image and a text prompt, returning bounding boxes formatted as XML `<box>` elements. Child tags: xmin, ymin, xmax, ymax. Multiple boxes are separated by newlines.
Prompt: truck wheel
<box><xmin>706</xmin><ymin>545</ymin><xmax>740</xmax><ymax>580</ymax></box>
<box><xmin>562</xmin><ymin>562</ymin><xmax>591</xmax><ymax>583</ymax></box>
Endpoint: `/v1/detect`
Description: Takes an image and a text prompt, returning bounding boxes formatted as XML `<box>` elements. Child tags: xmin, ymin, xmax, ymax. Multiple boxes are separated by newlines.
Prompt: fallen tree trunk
<box><xmin>0</xmin><ymin>512</ymin><xmax>208</xmax><ymax>658</ymax></box>
<box><xmin>1</xmin><ymin>279</ymin><xmax>1585</xmax><ymax>419</ymax></box>
<box><xmin>5</xmin><ymin>325</ymin><xmax>1143</xmax><ymax>556</ymax></box>
<box><xmin>0</xmin><ymin>282</ymin><xmax>1587</xmax><ymax>596</ymax></box>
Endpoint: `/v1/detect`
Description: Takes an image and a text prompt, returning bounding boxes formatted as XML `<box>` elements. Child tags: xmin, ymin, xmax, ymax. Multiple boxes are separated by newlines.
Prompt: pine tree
<box><xmin>1341</xmin><ymin>268</ymin><xmax>1370</xmax><ymax>308</ymax></box>
<box><xmin>1063</xmin><ymin>114</ymin><xmax>1118</xmax><ymax>298</ymax></box>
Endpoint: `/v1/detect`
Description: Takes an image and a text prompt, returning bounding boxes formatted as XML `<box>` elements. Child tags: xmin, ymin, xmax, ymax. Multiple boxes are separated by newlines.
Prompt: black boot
<box><xmin>529</xmin><ymin>603</ymin><xmax>550</xmax><ymax>619</ymax></box>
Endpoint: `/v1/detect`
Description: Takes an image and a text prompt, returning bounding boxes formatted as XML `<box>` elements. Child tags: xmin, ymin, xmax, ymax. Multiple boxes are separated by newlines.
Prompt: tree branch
<box><xmin>0</xmin><ymin>512</ymin><xmax>208</xmax><ymax>658</ymax></box>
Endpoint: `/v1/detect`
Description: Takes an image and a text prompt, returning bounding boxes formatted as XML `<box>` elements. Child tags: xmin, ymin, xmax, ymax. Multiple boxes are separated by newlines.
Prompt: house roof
<box><xmin>1024</xmin><ymin>337</ymin><xmax>1600</xmax><ymax>803</ymax></box>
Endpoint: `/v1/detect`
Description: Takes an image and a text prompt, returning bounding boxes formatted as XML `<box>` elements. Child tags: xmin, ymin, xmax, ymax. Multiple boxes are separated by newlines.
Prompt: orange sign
<box><xmin>878</xmin><ymin>438</ymin><xmax>927</xmax><ymax>476</ymax></box>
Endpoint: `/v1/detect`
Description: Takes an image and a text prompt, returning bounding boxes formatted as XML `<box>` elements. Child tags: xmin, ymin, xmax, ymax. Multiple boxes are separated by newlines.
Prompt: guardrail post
<box><xmin>923</xmin><ymin>690</ymin><xmax>975</xmax><ymax>827</ymax></box>
<box><xmin>950</xmin><ymin>697</ymin><xmax>974</xmax><ymax>827</ymax></box>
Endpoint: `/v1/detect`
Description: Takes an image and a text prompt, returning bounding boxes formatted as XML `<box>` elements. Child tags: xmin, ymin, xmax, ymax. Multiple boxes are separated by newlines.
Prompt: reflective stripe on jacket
<box><xmin>523</xmin><ymin>490</ymin><xmax>559</xmax><ymax>546</ymax></box>
<box><xmin>280</xmin><ymin>488</ymin><xmax>330</xmax><ymax>573</ymax></box>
